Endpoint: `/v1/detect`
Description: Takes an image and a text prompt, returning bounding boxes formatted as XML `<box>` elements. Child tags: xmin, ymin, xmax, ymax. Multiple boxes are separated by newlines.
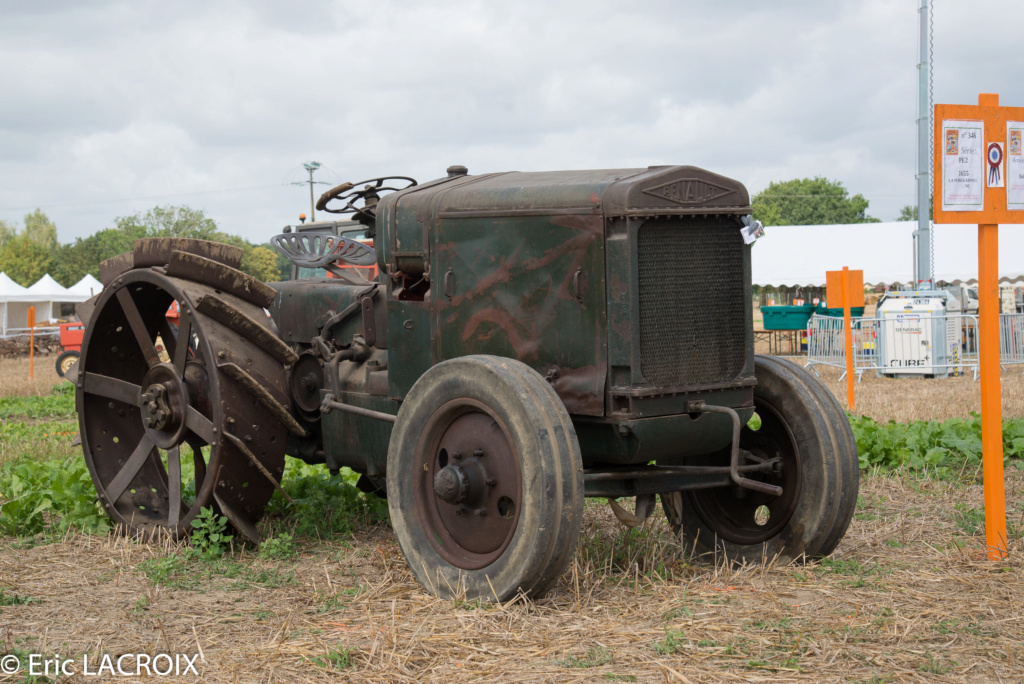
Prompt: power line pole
<box><xmin>914</xmin><ymin>0</ymin><xmax>933</xmax><ymax>288</ymax></box>
<box><xmin>291</xmin><ymin>161</ymin><xmax>330</xmax><ymax>222</ymax></box>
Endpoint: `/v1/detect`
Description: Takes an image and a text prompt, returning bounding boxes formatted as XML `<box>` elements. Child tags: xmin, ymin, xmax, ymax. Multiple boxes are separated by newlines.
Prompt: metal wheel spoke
<box><xmin>189</xmin><ymin>441</ymin><xmax>207</xmax><ymax>489</ymax></box>
<box><xmin>186</xmin><ymin>407</ymin><xmax>215</xmax><ymax>444</ymax></box>
<box><xmin>83</xmin><ymin>372</ymin><xmax>141</xmax><ymax>407</ymax></box>
<box><xmin>173</xmin><ymin>308</ymin><xmax>193</xmax><ymax>377</ymax></box>
<box><xmin>116</xmin><ymin>288</ymin><xmax>160</xmax><ymax>367</ymax></box>
<box><xmin>105</xmin><ymin>434</ymin><xmax>156</xmax><ymax>504</ymax></box>
<box><xmin>166</xmin><ymin>446</ymin><xmax>182</xmax><ymax>527</ymax></box>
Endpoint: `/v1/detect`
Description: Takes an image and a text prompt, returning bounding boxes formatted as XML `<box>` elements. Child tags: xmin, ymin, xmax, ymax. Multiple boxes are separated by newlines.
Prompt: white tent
<box><xmin>0</xmin><ymin>272</ymin><xmax>33</xmax><ymax>332</ymax></box>
<box><xmin>0</xmin><ymin>274</ymin><xmax>55</xmax><ymax>335</ymax></box>
<box><xmin>0</xmin><ymin>273</ymin><xmax>103</xmax><ymax>332</ymax></box>
<box><xmin>751</xmin><ymin>221</ymin><xmax>1024</xmax><ymax>287</ymax></box>
<box><xmin>24</xmin><ymin>274</ymin><xmax>75</xmax><ymax>322</ymax></box>
<box><xmin>66</xmin><ymin>274</ymin><xmax>103</xmax><ymax>300</ymax></box>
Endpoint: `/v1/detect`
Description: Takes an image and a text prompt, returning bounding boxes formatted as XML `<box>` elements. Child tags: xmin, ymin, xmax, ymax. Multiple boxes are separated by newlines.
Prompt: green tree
<box><xmin>241</xmin><ymin>246</ymin><xmax>282</xmax><ymax>282</ymax></box>
<box><xmin>115</xmin><ymin>205</ymin><xmax>218</xmax><ymax>239</ymax></box>
<box><xmin>5</xmin><ymin>204</ymin><xmax>282</xmax><ymax>287</ymax></box>
<box><xmin>275</xmin><ymin>251</ymin><xmax>293</xmax><ymax>281</ymax></box>
<box><xmin>0</xmin><ymin>235</ymin><xmax>54</xmax><ymax>285</ymax></box>
<box><xmin>0</xmin><ymin>219</ymin><xmax>15</xmax><ymax>248</ymax></box>
<box><xmin>0</xmin><ymin>210</ymin><xmax>59</xmax><ymax>284</ymax></box>
<box><xmin>751</xmin><ymin>177</ymin><xmax>880</xmax><ymax>226</ymax></box>
<box><xmin>23</xmin><ymin>209</ymin><xmax>58</xmax><ymax>249</ymax></box>
<box><xmin>896</xmin><ymin>198</ymin><xmax>933</xmax><ymax>222</ymax></box>
<box><xmin>896</xmin><ymin>205</ymin><xmax>917</xmax><ymax>221</ymax></box>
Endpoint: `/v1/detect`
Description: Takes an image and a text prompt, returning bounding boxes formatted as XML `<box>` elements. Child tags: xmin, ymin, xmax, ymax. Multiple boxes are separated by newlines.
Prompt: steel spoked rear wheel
<box><xmin>77</xmin><ymin>240</ymin><xmax>299</xmax><ymax>542</ymax></box>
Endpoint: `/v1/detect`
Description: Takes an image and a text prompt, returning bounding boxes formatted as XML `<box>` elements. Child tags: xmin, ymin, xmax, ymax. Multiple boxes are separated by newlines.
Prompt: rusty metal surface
<box><xmin>218</xmin><ymin>362</ymin><xmax>305</xmax><ymax>437</ymax></box>
<box><xmin>195</xmin><ymin>294</ymin><xmax>299</xmax><ymax>365</ymax></box>
<box><xmin>167</xmin><ymin>251</ymin><xmax>278</xmax><ymax>308</ymax></box>
<box><xmin>75</xmin><ymin>294</ymin><xmax>100</xmax><ymax>328</ymax></box>
<box><xmin>381</xmin><ymin>206</ymin><xmax>608</xmax><ymax>415</ymax></box>
<box><xmin>269</xmin><ymin>279</ymin><xmax>387</xmax><ymax>348</ymax></box>
<box><xmin>98</xmin><ymin>252</ymin><xmax>133</xmax><ymax>286</ymax></box>
<box><xmin>602</xmin><ymin>166</ymin><xmax>751</xmax><ymax>217</ymax></box>
<box><xmin>133</xmin><ymin>238</ymin><xmax>242</xmax><ymax>270</ymax></box>
<box><xmin>413</xmin><ymin>402</ymin><xmax>522</xmax><ymax>570</ymax></box>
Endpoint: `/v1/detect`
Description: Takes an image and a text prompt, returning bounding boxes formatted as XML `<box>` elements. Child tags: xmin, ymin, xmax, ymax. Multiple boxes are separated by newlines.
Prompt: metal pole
<box><xmin>309</xmin><ymin>167</ymin><xmax>316</xmax><ymax>222</ymax></box>
<box><xmin>915</xmin><ymin>0</ymin><xmax>932</xmax><ymax>287</ymax></box>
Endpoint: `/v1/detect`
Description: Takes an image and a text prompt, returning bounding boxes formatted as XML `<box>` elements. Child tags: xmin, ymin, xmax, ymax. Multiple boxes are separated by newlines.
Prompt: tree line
<box><xmin>0</xmin><ymin>176</ymin><xmax>916</xmax><ymax>288</ymax></box>
<box><xmin>0</xmin><ymin>206</ymin><xmax>285</xmax><ymax>287</ymax></box>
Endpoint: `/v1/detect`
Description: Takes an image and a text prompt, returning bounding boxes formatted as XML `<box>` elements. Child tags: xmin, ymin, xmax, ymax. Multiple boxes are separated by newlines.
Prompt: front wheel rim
<box><xmin>686</xmin><ymin>398</ymin><xmax>802</xmax><ymax>545</ymax></box>
<box><xmin>413</xmin><ymin>399</ymin><xmax>523</xmax><ymax>570</ymax></box>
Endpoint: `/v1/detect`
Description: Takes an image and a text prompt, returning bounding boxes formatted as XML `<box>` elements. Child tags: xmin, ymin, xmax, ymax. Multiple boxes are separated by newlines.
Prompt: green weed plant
<box><xmin>850</xmin><ymin>413</ymin><xmax>1024</xmax><ymax>474</ymax></box>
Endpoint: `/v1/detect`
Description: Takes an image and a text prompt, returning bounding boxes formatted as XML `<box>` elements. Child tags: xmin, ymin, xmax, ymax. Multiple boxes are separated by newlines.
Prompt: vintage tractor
<box><xmin>70</xmin><ymin>166</ymin><xmax>858</xmax><ymax>600</ymax></box>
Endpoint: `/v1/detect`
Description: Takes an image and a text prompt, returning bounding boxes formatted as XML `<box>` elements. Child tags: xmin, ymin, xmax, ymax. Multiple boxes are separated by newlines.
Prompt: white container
<box><xmin>876</xmin><ymin>291</ymin><xmax>957</xmax><ymax>377</ymax></box>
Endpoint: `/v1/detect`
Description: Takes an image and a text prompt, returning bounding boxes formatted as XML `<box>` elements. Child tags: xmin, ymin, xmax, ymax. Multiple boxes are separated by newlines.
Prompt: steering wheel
<box><xmin>316</xmin><ymin>176</ymin><xmax>418</xmax><ymax>217</ymax></box>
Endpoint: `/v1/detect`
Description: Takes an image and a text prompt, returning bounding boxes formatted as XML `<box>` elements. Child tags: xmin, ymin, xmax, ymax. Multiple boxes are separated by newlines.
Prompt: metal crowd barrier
<box><xmin>1000</xmin><ymin>313</ymin><xmax>1024</xmax><ymax>369</ymax></box>
<box><xmin>804</xmin><ymin>313</ymin><xmax>1007</xmax><ymax>381</ymax></box>
<box><xmin>0</xmin><ymin>326</ymin><xmax>60</xmax><ymax>341</ymax></box>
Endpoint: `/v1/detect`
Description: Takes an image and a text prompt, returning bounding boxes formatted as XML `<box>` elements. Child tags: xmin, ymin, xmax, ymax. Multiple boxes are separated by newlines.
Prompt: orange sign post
<box><xmin>826</xmin><ymin>268</ymin><xmax>864</xmax><ymax>411</ymax></box>
<box><xmin>27</xmin><ymin>305</ymin><xmax>35</xmax><ymax>381</ymax></box>
<box><xmin>934</xmin><ymin>93</ymin><xmax>1024</xmax><ymax>560</ymax></box>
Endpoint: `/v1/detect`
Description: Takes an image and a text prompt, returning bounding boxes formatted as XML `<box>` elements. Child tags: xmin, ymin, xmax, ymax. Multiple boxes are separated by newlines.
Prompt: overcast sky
<box><xmin>1</xmin><ymin>0</ymin><xmax>1023</xmax><ymax>256</ymax></box>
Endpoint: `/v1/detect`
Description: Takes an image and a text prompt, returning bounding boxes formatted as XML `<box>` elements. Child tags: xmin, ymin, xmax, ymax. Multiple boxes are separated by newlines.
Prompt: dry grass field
<box><xmin>2</xmin><ymin>355</ymin><xmax>1024</xmax><ymax>682</ymax></box>
<box><xmin>785</xmin><ymin>363</ymin><xmax>1024</xmax><ymax>424</ymax></box>
<box><xmin>2</xmin><ymin>475</ymin><xmax>1022</xmax><ymax>683</ymax></box>
<box><xmin>0</xmin><ymin>354</ymin><xmax>62</xmax><ymax>399</ymax></box>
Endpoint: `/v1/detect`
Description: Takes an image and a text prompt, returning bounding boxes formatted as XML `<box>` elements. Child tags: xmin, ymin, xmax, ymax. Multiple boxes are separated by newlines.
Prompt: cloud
<box><xmin>0</xmin><ymin>0</ymin><xmax>1021</xmax><ymax>260</ymax></box>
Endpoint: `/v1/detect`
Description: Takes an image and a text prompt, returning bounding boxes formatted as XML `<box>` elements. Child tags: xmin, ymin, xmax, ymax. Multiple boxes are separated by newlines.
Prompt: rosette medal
<box><xmin>988</xmin><ymin>142</ymin><xmax>1003</xmax><ymax>186</ymax></box>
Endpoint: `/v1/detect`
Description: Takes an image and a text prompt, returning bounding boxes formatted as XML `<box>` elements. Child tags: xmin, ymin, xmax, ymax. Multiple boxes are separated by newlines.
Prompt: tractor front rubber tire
<box><xmin>662</xmin><ymin>355</ymin><xmax>859</xmax><ymax>563</ymax></box>
<box><xmin>387</xmin><ymin>355</ymin><xmax>583</xmax><ymax>601</ymax></box>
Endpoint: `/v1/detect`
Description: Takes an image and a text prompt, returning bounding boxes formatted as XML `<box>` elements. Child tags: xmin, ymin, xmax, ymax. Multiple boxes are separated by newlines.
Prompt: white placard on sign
<box><xmin>1008</xmin><ymin>121</ymin><xmax>1024</xmax><ymax>210</ymax></box>
<box><xmin>941</xmin><ymin>119</ymin><xmax>985</xmax><ymax>211</ymax></box>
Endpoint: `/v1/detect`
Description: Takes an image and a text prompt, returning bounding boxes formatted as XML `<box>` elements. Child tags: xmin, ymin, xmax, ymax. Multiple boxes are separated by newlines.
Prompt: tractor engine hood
<box><xmin>375</xmin><ymin>166</ymin><xmax>751</xmax><ymax>277</ymax></box>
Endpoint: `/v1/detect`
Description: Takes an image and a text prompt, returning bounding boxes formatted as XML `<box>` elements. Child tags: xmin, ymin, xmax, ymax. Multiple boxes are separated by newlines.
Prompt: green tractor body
<box><xmin>72</xmin><ymin>165</ymin><xmax>858</xmax><ymax>601</ymax></box>
<box><xmin>274</xmin><ymin>167</ymin><xmax>753</xmax><ymax>484</ymax></box>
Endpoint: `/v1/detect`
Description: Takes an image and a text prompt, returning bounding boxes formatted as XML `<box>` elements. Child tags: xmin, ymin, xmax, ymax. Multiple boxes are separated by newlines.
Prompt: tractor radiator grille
<box><xmin>637</xmin><ymin>217</ymin><xmax>746</xmax><ymax>387</ymax></box>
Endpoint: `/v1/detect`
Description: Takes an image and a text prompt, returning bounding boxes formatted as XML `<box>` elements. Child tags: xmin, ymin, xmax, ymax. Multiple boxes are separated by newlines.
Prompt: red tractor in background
<box><xmin>55</xmin><ymin>322</ymin><xmax>85</xmax><ymax>377</ymax></box>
